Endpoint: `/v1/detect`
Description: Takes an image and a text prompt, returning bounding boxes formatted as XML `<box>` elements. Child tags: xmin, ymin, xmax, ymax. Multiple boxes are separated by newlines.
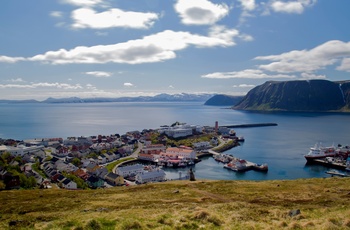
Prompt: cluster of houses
<box><xmin>0</xmin><ymin>122</ymin><xmax>228</xmax><ymax>189</ymax></box>
<box><xmin>41</xmin><ymin>156</ymin><xmax>126</xmax><ymax>189</ymax></box>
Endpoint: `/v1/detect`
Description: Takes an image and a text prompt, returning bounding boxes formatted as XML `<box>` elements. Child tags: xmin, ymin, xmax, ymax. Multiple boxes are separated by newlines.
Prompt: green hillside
<box><xmin>1</xmin><ymin>178</ymin><xmax>350</xmax><ymax>229</ymax></box>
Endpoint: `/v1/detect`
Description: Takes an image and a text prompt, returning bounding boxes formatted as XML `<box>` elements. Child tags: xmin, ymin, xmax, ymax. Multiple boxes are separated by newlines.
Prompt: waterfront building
<box><xmin>138</xmin><ymin>153</ymin><xmax>157</xmax><ymax>162</ymax></box>
<box><xmin>141</xmin><ymin>144</ymin><xmax>166</xmax><ymax>154</ymax></box>
<box><xmin>116</xmin><ymin>164</ymin><xmax>144</xmax><ymax>177</ymax></box>
<box><xmin>135</xmin><ymin>169</ymin><xmax>166</xmax><ymax>184</ymax></box>
<box><xmin>158</xmin><ymin>124</ymin><xmax>202</xmax><ymax>138</ymax></box>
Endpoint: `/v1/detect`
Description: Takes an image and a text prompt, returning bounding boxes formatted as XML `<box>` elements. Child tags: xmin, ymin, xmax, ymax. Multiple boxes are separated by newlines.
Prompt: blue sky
<box><xmin>1</xmin><ymin>0</ymin><xmax>350</xmax><ymax>100</ymax></box>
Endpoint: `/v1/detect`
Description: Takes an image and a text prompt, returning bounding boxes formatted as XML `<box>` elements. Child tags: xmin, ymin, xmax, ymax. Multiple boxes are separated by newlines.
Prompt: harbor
<box><xmin>304</xmin><ymin>143</ymin><xmax>350</xmax><ymax>179</ymax></box>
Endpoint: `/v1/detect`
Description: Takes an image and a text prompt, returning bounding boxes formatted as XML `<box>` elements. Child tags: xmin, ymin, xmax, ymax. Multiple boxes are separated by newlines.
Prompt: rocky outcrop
<box><xmin>234</xmin><ymin>80</ymin><xmax>350</xmax><ymax>112</ymax></box>
<box><xmin>204</xmin><ymin>95</ymin><xmax>244</xmax><ymax>106</ymax></box>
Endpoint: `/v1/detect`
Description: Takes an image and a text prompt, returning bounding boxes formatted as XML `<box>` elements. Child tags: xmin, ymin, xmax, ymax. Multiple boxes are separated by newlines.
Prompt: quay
<box><xmin>220</xmin><ymin>123</ymin><xmax>277</xmax><ymax>128</ymax></box>
<box><xmin>307</xmin><ymin>159</ymin><xmax>346</xmax><ymax>170</ymax></box>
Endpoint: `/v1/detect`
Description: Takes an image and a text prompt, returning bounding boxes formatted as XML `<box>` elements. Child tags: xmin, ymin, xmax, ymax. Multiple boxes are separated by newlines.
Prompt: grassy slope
<box><xmin>1</xmin><ymin>178</ymin><xmax>350</xmax><ymax>229</ymax></box>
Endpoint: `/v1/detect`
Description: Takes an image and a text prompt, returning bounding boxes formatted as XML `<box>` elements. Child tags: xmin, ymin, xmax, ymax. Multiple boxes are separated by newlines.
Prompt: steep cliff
<box><xmin>234</xmin><ymin>80</ymin><xmax>350</xmax><ymax>112</ymax></box>
<box><xmin>204</xmin><ymin>94</ymin><xmax>244</xmax><ymax>106</ymax></box>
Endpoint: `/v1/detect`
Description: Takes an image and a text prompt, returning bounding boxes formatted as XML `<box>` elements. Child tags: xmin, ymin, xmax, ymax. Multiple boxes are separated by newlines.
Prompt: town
<box><xmin>0</xmin><ymin>122</ymin><xmax>241</xmax><ymax>190</ymax></box>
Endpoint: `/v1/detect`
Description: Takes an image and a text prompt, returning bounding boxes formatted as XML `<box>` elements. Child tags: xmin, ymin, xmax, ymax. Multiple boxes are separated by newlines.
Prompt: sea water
<box><xmin>1</xmin><ymin>102</ymin><xmax>350</xmax><ymax>180</ymax></box>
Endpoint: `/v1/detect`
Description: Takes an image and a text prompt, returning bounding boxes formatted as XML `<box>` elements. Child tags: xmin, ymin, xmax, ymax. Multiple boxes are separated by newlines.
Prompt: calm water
<box><xmin>1</xmin><ymin>102</ymin><xmax>350</xmax><ymax>180</ymax></box>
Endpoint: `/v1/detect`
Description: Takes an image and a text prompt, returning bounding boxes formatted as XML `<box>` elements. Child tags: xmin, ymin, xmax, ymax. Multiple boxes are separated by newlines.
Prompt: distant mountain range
<box><xmin>0</xmin><ymin>93</ymin><xmax>214</xmax><ymax>104</ymax></box>
<box><xmin>233</xmin><ymin>79</ymin><xmax>350</xmax><ymax>112</ymax></box>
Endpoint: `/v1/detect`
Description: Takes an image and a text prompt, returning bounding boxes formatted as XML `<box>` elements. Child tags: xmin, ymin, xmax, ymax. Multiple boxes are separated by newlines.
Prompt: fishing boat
<box><xmin>223</xmin><ymin>159</ymin><xmax>250</xmax><ymax>172</ymax></box>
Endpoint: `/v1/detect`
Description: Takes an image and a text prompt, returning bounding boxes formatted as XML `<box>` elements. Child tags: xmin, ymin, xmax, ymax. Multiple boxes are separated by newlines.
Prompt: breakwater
<box><xmin>220</xmin><ymin>123</ymin><xmax>277</xmax><ymax>128</ymax></box>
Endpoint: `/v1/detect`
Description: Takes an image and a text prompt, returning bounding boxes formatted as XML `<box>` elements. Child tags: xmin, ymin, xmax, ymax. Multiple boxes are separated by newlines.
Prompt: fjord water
<box><xmin>1</xmin><ymin>102</ymin><xmax>350</xmax><ymax>180</ymax></box>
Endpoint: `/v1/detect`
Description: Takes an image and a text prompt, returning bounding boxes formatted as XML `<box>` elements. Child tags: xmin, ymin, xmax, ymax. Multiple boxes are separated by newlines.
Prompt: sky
<box><xmin>1</xmin><ymin>0</ymin><xmax>350</xmax><ymax>100</ymax></box>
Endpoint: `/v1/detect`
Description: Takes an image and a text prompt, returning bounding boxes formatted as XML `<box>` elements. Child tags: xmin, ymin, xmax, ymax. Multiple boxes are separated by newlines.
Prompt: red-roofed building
<box><xmin>160</xmin><ymin>146</ymin><xmax>196</xmax><ymax>160</ymax></box>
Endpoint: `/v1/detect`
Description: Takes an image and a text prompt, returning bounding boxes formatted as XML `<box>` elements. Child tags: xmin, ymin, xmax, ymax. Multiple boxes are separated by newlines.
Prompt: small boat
<box><xmin>253</xmin><ymin>163</ymin><xmax>268</xmax><ymax>172</ymax></box>
<box><xmin>223</xmin><ymin>160</ymin><xmax>249</xmax><ymax>172</ymax></box>
<box><xmin>187</xmin><ymin>161</ymin><xmax>194</xmax><ymax>166</ymax></box>
<box><xmin>325</xmin><ymin>169</ymin><xmax>349</xmax><ymax>177</ymax></box>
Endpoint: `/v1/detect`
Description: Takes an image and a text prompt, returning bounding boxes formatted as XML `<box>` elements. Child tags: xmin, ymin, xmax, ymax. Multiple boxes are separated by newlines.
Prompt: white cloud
<box><xmin>0</xmin><ymin>82</ymin><xmax>82</xmax><ymax>89</ymax></box>
<box><xmin>1</xmin><ymin>29</ymin><xmax>239</xmax><ymax>65</ymax></box>
<box><xmin>86</xmin><ymin>83</ymin><xmax>97</xmax><ymax>90</ymax></box>
<box><xmin>238</xmin><ymin>33</ymin><xmax>254</xmax><ymax>42</ymax></box>
<box><xmin>71</xmin><ymin>8</ymin><xmax>159</xmax><ymax>29</ymax></box>
<box><xmin>300</xmin><ymin>73</ymin><xmax>326</xmax><ymax>80</ymax></box>
<box><xmin>123</xmin><ymin>82</ymin><xmax>134</xmax><ymax>87</ymax></box>
<box><xmin>8</xmin><ymin>78</ymin><xmax>25</xmax><ymax>83</ymax></box>
<box><xmin>0</xmin><ymin>56</ymin><xmax>25</xmax><ymax>63</ymax></box>
<box><xmin>255</xmin><ymin>40</ymin><xmax>350</xmax><ymax>73</ymax></box>
<box><xmin>233</xmin><ymin>84</ymin><xmax>256</xmax><ymax>88</ymax></box>
<box><xmin>50</xmin><ymin>11</ymin><xmax>63</xmax><ymax>18</ymax></box>
<box><xmin>169</xmin><ymin>85</ymin><xmax>175</xmax><ymax>89</ymax></box>
<box><xmin>85</xmin><ymin>71</ymin><xmax>112</xmax><ymax>77</ymax></box>
<box><xmin>337</xmin><ymin>58</ymin><xmax>350</xmax><ymax>72</ymax></box>
<box><xmin>202</xmin><ymin>69</ymin><xmax>295</xmax><ymax>79</ymax></box>
<box><xmin>60</xmin><ymin>0</ymin><xmax>104</xmax><ymax>7</ymax></box>
<box><xmin>238</xmin><ymin>0</ymin><xmax>256</xmax><ymax>11</ymax></box>
<box><xmin>174</xmin><ymin>0</ymin><xmax>230</xmax><ymax>25</ymax></box>
<box><xmin>270</xmin><ymin>0</ymin><xmax>317</xmax><ymax>14</ymax></box>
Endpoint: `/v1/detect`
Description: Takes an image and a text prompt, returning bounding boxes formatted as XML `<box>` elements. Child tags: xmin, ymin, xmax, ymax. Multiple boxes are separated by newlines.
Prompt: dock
<box><xmin>307</xmin><ymin>159</ymin><xmax>346</xmax><ymax>170</ymax></box>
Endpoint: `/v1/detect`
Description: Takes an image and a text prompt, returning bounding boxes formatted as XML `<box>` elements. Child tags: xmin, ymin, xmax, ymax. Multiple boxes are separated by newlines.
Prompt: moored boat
<box><xmin>304</xmin><ymin>143</ymin><xmax>337</xmax><ymax>161</ymax></box>
<box><xmin>253</xmin><ymin>163</ymin><xmax>268</xmax><ymax>172</ymax></box>
<box><xmin>223</xmin><ymin>159</ymin><xmax>250</xmax><ymax>172</ymax></box>
<box><xmin>325</xmin><ymin>169</ymin><xmax>349</xmax><ymax>177</ymax></box>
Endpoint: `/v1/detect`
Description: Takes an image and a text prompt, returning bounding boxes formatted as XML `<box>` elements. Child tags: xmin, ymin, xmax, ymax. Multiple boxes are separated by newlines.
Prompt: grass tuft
<box><xmin>85</xmin><ymin>219</ymin><xmax>102</xmax><ymax>230</ymax></box>
<box><xmin>120</xmin><ymin>219</ymin><xmax>143</xmax><ymax>230</ymax></box>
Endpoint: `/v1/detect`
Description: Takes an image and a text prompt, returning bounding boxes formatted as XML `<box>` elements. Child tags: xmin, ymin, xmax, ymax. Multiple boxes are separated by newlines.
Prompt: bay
<box><xmin>1</xmin><ymin>102</ymin><xmax>350</xmax><ymax>180</ymax></box>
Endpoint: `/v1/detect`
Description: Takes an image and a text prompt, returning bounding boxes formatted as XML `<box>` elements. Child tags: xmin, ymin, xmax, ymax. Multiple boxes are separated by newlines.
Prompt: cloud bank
<box><xmin>0</xmin><ymin>28</ymin><xmax>239</xmax><ymax>65</ymax></box>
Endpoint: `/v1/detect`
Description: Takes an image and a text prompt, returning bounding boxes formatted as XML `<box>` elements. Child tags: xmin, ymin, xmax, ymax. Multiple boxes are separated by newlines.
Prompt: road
<box><xmin>112</xmin><ymin>141</ymin><xmax>143</xmax><ymax>174</ymax></box>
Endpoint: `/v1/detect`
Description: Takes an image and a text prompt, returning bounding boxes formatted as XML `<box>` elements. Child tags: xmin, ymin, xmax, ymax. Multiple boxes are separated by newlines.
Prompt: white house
<box><xmin>116</xmin><ymin>164</ymin><xmax>144</xmax><ymax>177</ymax></box>
<box><xmin>0</xmin><ymin>145</ymin><xmax>45</xmax><ymax>156</ymax></box>
<box><xmin>193</xmin><ymin>141</ymin><xmax>211</xmax><ymax>150</ymax></box>
<box><xmin>135</xmin><ymin>169</ymin><xmax>166</xmax><ymax>184</ymax></box>
<box><xmin>98</xmin><ymin>155</ymin><xmax>107</xmax><ymax>164</ymax></box>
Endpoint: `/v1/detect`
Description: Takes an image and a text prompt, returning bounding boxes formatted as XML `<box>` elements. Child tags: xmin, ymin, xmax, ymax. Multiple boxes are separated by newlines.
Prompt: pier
<box><xmin>220</xmin><ymin>123</ymin><xmax>277</xmax><ymax>128</ymax></box>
